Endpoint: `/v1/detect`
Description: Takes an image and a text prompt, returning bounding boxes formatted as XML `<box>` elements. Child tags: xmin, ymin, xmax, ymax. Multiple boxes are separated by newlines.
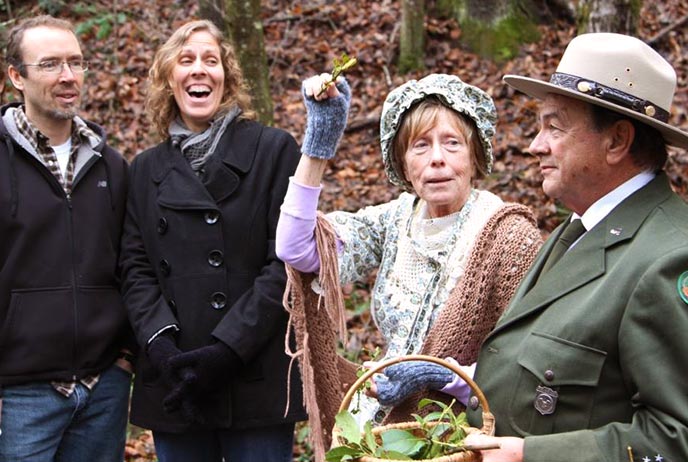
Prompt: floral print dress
<box><xmin>328</xmin><ymin>188</ymin><xmax>504</xmax><ymax>424</ymax></box>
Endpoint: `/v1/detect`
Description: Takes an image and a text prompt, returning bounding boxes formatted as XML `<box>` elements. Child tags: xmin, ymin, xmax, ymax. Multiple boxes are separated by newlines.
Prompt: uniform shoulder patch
<box><xmin>677</xmin><ymin>271</ymin><xmax>688</xmax><ymax>304</ymax></box>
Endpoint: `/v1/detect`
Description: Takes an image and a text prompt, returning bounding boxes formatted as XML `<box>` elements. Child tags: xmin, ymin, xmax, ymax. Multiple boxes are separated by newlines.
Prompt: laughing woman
<box><xmin>119</xmin><ymin>20</ymin><xmax>305</xmax><ymax>462</ymax></box>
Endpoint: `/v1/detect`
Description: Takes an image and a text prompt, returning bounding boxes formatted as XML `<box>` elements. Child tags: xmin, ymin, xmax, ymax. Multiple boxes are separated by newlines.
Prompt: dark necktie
<box><xmin>540</xmin><ymin>218</ymin><xmax>586</xmax><ymax>274</ymax></box>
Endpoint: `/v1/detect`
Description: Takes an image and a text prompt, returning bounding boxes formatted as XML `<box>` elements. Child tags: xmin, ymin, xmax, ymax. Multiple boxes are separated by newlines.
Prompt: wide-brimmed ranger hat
<box><xmin>504</xmin><ymin>32</ymin><xmax>688</xmax><ymax>149</ymax></box>
<box><xmin>380</xmin><ymin>74</ymin><xmax>497</xmax><ymax>191</ymax></box>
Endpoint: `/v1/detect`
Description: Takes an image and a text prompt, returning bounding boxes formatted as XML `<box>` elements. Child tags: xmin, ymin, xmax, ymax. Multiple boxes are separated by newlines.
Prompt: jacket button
<box><xmin>159</xmin><ymin>259</ymin><xmax>171</xmax><ymax>276</ymax></box>
<box><xmin>208</xmin><ymin>250</ymin><xmax>224</xmax><ymax>267</ymax></box>
<box><xmin>157</xmin><ymin>217</ymin><xmax>168</xmax><ymax>234</ymax></box>
<box><xmin>469</xmin><ymin>395</ymin><xmax>480</xmax><ymax>410</ymax></box>
<box><xmin>544</xmin><ymin>369</ymin><xmax>555</xmax><ymax>381</ymax></box>
<box><xmin>210</xmin><ymin>292</ymin><xmax>227</xmax><ymax>310</ymax></box>
<box><xmin>204</xmin><ymin>211</ymin><xmax>220</xmax><ymax>225</ymax></box>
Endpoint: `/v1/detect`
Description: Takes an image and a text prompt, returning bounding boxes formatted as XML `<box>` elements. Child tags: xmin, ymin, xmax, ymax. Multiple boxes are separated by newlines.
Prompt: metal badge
<box><xmin>534</xmin><ymin>385</ymin><xmax>558</xmax><ymax>415</ymax></box>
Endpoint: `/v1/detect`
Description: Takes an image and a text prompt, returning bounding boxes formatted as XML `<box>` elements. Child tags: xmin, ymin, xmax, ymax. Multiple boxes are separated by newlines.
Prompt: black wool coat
<box><xmin>120</xmin><ymin>118</ymin><xmax>306</xmax><ymax>432</ymax></box>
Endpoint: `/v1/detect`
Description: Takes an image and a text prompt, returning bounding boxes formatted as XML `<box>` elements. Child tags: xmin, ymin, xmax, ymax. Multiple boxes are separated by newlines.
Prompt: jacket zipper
<box><xmin>66</xmin><ymin>192</ymin><xmax>79</xmax><ymax>381</ymax></box>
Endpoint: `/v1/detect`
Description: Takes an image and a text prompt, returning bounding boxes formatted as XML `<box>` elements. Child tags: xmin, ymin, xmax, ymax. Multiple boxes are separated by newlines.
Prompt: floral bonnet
<box><xmin>379</xmin><ymin>73</ymin><xmax>497</xmax><ymax>191</ymax></box>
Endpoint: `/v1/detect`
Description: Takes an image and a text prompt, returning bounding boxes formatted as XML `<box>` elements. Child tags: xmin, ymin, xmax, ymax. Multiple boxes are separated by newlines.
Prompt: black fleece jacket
<box><xmin>0</xmin><ymin>102</ymin><xmax>133</xmax><ymax>385</ymax></box>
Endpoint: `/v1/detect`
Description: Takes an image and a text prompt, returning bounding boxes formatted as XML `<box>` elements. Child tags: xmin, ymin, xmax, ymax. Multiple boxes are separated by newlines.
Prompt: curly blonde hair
<box><xmin>145</xmin><ymin>20</ymin><xmax>255</xmax><ymax>139</ymax></box>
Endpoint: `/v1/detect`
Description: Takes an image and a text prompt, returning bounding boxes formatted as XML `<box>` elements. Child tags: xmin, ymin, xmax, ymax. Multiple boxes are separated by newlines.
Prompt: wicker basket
<box><xmin>332</xmin><ymin>354</ymin><xmax>495</xmax><ymax>462</ymax></box>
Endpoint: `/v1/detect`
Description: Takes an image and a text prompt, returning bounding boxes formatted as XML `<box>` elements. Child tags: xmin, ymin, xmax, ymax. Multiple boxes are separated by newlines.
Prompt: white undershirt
<box><xmin>52</xmin><ymin>139</ymin><xmax>72</xmax><ymax>176</ymax></box>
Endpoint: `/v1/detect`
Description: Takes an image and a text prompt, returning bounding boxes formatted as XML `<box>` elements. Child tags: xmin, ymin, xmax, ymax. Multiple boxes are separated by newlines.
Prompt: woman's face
<box><xmin>168</xmin><ymin>30</ymin><xmax>225</xmax><ymax>132</ymax></box>
<box><xmin>403</xmin><ymin>110</ymin><xmax>474</xmax><ymax>218</ymax></box>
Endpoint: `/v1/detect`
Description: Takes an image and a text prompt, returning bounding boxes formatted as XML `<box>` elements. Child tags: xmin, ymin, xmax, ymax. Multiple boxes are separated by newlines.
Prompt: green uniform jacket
<box><xmin>467</xmin><ymin>173</ymin><xmax>688</xmax><ymax>462</ymax></box>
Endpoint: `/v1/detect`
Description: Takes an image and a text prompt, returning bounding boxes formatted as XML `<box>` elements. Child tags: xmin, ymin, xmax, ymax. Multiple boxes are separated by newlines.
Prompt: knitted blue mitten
<box><xmin>375</xmin><ymin>361</ymin><xmax>454</xmax><ymax>407</ymax></box>
<box><xmin>301</xmin><ymin>78</ymin><xmax>351</xmax><ymax>159</ymax></box>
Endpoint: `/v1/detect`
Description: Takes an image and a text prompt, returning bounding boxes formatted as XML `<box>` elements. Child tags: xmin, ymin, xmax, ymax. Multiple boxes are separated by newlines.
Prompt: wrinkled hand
<box><xmin>301</xmin><ymin>73</ymin><xmax>351</xmax><ymax>160</ymax></box>
<box><xmin>464</xmin><ymin>434</ymin><xmax>524</xmax><ymax>462</ymax></box>
<box><xmin>373</xmin><ymin>360</ymin><xmax>454</xmax><ymax>407</ymax></box>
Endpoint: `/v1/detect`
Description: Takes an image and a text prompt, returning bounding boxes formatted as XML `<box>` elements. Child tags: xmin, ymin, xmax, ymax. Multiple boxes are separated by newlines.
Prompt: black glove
<box><xmin>147</xmin><ymin>333</ymin><xmax>204</xmax><ymax>422</ymax></box>
<box><xmin>167</xmin><ymin>341</ymin><xmax>243</xmax><ymax>395</ymax></box>
<box><xmin>146</xmin><ymin>333</ymin><xmax>181</xmax><ymax>386</ymax></box>
<box><xmin>375</xmin><ymin>360</ymin><xmax>454</xmax><ymax>407</ymax></box>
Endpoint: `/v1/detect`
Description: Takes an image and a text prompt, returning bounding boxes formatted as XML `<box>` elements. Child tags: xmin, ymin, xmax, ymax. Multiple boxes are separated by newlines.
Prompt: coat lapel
<box><xmin>490</xmin><ymin>173</ymin><xmax>674</xmax><ymax>336</ymax></box>
<box><xmin>203</xmin><ymin>120</ymin><xmax>261</xmax><ymax>203</ymax></box>
<box><xmin>151</xmin><ymin>120</ymin><xmax>263</xmax><ymax>208</ymax></box>
<box><xmin>153</xmin><ymin>142</ymin><xmax>216</xmax><ymax>210</ymax></box>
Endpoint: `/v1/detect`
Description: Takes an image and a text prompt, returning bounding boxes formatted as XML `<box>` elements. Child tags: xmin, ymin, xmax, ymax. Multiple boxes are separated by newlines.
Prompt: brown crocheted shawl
<box><xmin>283</xmin><ymin>203</ymin><xmax>542</xmax><ymax>461</ymax></box>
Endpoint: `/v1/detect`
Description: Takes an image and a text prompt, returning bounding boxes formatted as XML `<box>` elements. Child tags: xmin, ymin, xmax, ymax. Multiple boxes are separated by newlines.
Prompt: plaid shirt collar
<box><xmin>12</xmin><ymin>105</ymin><xmax>98</xmax><ymax>194</ymax></box>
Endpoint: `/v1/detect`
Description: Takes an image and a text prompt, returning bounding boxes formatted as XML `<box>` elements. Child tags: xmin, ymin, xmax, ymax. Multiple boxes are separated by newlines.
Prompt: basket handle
<box><xmin>338</xmin><ymin>354</ymin><xmax>495</xmax><ymax>436</ymax></box>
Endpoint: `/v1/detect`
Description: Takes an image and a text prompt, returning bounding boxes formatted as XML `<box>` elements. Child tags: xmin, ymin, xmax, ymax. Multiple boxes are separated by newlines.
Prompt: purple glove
<box><xmin>439</xmin><ymin>360</ymin><xmax>475</xmax><ymax>406</ymax></box>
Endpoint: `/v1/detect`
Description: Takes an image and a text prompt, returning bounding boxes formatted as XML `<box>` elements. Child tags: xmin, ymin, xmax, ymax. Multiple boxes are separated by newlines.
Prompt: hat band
<box><xmin>550</xmin><ymin>72</ymin><xmax>669</xmax><ymax>123</ymax></box>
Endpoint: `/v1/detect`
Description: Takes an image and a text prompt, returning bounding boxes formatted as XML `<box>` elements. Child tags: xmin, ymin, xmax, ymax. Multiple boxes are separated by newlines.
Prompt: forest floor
<box><xmin>2</xmin><ymin>0</ymin><xmax>688</xmax><ymax>460</ymax></box>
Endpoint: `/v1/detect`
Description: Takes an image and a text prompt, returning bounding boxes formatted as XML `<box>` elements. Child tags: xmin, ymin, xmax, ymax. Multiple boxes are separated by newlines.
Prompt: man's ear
<box><xmin>7</xmin><ymin>65</ymin><xmax>25</xmax><ymax>93</ymax></box>
<box><xmin>606</xmin><ymin>119</ymin><xmax>634</xmax><ymax>166</ymax></box>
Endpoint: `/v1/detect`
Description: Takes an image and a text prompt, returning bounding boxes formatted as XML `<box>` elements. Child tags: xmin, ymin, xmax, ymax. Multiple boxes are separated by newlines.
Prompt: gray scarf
<box><xmin>169</xmin><ymin>106</ymin><xmax>241</xmax><ymax>175</ymax></box>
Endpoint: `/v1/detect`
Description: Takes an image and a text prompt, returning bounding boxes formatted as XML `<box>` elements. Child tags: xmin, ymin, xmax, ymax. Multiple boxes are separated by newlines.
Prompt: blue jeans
<box><xmin>0</xmin><ymin>363</ymin><xmax>131</xmax><ymax>462</ymax></box>
<box><xmin>153</xmin><ymin>422</ymin><xmax>295</xmax><ymax>462</ymax></box>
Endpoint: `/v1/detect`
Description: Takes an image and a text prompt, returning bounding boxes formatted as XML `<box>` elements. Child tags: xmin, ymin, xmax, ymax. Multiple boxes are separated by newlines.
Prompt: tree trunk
<box><xmin>576</xmin><ymin>0</ymin><xmax>639</xmax><ymax>34</ymax></box>
<box><xmin>199</xmin><ymin>0</ymin><xmax>227</xmax><ymax>33</ymax></box>
<box><xmin>399</xmin><ymin>0</ymin><xmax>426</xmax><ymax>73</ymax></box>
<box><xmin>440</xmin><ymin>0</ymin><xmax>541</xmax><ymax>61</ymax></box>
<box><xmin>224</xmin><ymin>0</ymin><xmax>273</xmax><ymax>125</ymax></box>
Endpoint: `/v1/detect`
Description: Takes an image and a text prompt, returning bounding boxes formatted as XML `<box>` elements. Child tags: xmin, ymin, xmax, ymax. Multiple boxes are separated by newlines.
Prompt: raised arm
<box><xmin>275</xmin><ymin>74</ymin><xmax>351</xmax><ymax>272</ymax></box>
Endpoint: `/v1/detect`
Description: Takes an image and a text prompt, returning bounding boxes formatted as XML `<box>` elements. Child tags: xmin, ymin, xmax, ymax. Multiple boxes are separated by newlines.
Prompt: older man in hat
<box><xmin>462</xmin><ymin>33</ymin><xmax>688</xmax><ymax>461</ymax></box>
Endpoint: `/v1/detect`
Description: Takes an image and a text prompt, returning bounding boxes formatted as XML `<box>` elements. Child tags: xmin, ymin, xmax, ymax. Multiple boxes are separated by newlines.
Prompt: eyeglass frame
<box><xmin>20</xmin><ymin>59</ymin><xmax>90</xmax><ymax>74</ymax></box>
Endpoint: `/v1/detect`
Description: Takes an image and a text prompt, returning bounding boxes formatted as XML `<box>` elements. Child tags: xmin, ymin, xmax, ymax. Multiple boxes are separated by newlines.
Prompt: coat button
<box><xmin>544</xmin><ymin>369</ymin><xmax>555</xmax><ymax>381</ymax></box>
<box><xmin>159</xmin><ymin>259</ymin><xmax>171</xmax><ymax>276</ymax></box>
<box><xmin>208</xmin><ymin>250</ymin><xmax>224</xmax><ymax>267</ymax></box>
<box><xmin>204</xmin><ymin>211</ymin><xmax>220</xmax><ymax>225</ymax></box>
<box><xmin>210</xmin><ymin>292</ymin><xmax>227</xmax><ymax>310</ymax></box>
<box><xmin>469</xmin><ymin>395</ymin><xmax>480</xmax><ymax>410</ymax></box>
<box><xmin>157</xmin><ymin>217</ymin><xmax>168</xmax><ymax>234</ymax></box>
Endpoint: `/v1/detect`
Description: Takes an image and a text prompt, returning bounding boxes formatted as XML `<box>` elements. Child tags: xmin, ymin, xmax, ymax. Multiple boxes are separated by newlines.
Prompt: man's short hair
<box><xmin>589</xmin><ymin>103</ymin><xmax>668</xmax><ymax>172</ymax></box>
<box><xmin>5</xmin><ymin>15</ymin><xmax>76</xmax><ymax>77</ymax></box>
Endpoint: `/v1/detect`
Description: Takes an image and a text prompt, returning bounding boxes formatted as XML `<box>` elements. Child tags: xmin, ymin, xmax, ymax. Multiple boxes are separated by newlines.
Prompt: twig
<box><xmin>463</xmin><ymin>443</ymin><xmax>501</xmax><ymax>451</ymax></box>
<box><xmin>646</xmin><ymin>14</ymin><xmax>688</xmax><ymax>46</ymax></box>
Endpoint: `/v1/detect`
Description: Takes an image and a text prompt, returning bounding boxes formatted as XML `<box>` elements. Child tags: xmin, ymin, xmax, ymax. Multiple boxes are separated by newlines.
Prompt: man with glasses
<box><xmin>0</xmin><ymin>15</ymin><xmax>134</xmax><ymax>462</ymax></box>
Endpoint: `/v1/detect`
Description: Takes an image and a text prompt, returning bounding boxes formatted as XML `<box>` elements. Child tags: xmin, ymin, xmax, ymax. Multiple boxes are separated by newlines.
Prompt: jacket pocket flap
<box><xmin>517</xmin><ymin>332</ymin><xmax>607</xmax><ymax>387</ymax></box>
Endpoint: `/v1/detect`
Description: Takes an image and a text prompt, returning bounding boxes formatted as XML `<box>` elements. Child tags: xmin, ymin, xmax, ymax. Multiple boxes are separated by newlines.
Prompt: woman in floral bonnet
<box><xmin>276</xmin><ymin>73</ymin><xmax>542</xmax><ymax>459</ymax></box>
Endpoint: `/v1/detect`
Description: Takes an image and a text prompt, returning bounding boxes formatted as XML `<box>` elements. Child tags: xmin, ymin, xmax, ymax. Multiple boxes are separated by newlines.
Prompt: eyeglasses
<box><xmin>22</xmin><ymin>59</ymin><xmax>89</xmax><ymax>74</ymax></box>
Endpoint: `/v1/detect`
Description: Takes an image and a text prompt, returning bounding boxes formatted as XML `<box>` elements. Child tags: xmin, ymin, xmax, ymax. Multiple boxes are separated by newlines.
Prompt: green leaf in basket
<box><xmin>418</xmin><ymin>397</ymin><xmax>449</xmax><ymax>412</ymax></box>
<box><xmin>363</xmin><ymin>420</ymin><xmax>378</xmax><ymax>453</ymax></box>
<box><xmin>334</xmin><ymin>410</ymin><xmax>362</xmax><ymax>446</ymax></box>
<box><xmin>422</xmin><ymin>410</ymin><xmax>448</xmax><ymax>423</ymax></box>
<box><xmin>452</xmin><ymin>410</ymin><xmax>468</xmax><ymax>427</ymax></box>
<box><xmin>380</xmin><ymin>429</ymin><xmax>427</xmax><ymax>457</ymax></box>
<box><xmin>376</xmin><ymin>449</ymin><xmax>414</xmax><ymax>460</ymax></box>
<box><xmin>325</xmin><ymin>445</ymin><xmax>363</xmax><ymax>462</ymax></box>
<box><xmin>428</xmin><ymin>422</ymin><xmax>452</xmax><ymax>439</ymax></box>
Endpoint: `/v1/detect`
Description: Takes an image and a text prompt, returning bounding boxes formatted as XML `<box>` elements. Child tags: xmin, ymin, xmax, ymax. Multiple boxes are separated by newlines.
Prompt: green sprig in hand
<box><xmin>317</xmin><ymin>53</ymin><xmax>358</xmax><ymax>97</ymax></box>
